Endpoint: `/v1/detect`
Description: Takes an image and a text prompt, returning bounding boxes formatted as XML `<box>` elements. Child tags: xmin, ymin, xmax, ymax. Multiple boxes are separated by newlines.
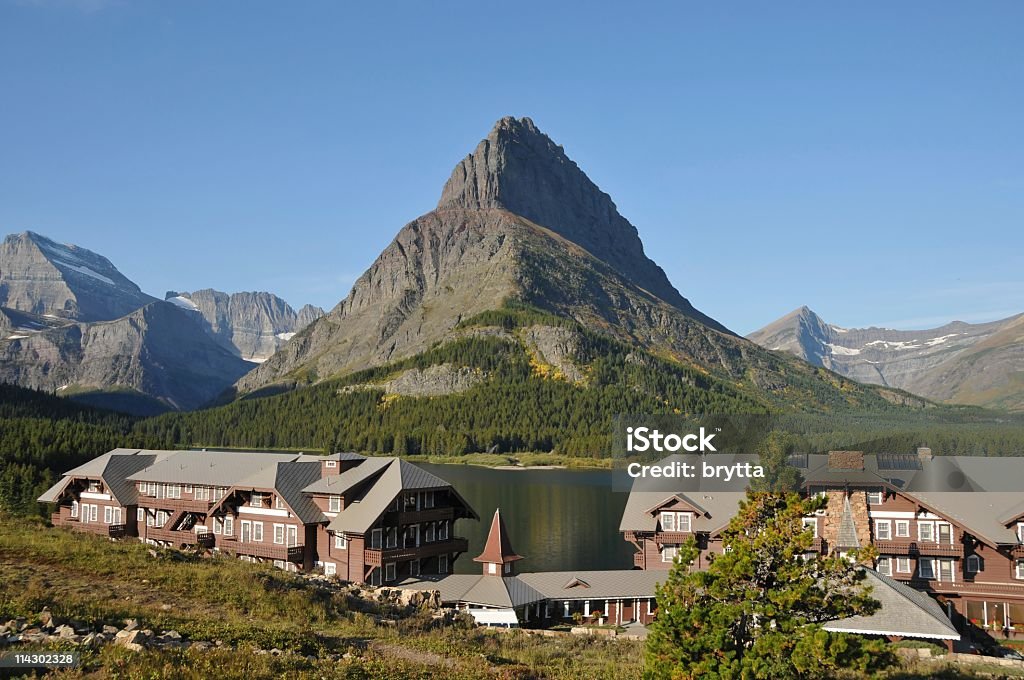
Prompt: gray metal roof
<box><xmin>518</xmin><ymin>570</ymin><xmax>666</xmax><ymax>601</ymax></box>
<box><xmin>126</xmin><ymin>450</ymin><xmax>302</xmax><ymax>486</ymax></box>
<box><xmin>619</xmin><ymin>488</ymin><xmax>746</xmax><ymax>535</ymax></box>
<box><xmin>325</xmin><ymin>457</ymin><xmax>477</xmax><ymax>535</ymax></box>
<box><xmin>397</xmin><ymin>570</ymin><xmax>666</xmax><ymax>608</ymax></box>
<box><xmin>40</xmin><ymin>450</ymin><xmax>157</xmax><ymax>506</ymax></box>
<box><xmin>904</xmin><ymin>491</ymin><xmax>1023</xmax><ymax>546</ymax></box>
<box><xmin>232</xmin><ymin>460</ymin><xmax>325</xmax><ymax>524</ymax></box>
<box><xmin>301</xmin><ymin>457</ymin><xmax>391</xmax><ymax>495</ymax></box>
<box><xmin>823</xmin><ymin>569</ymin><xmax>959</xmax><ymax>641</ymax></box>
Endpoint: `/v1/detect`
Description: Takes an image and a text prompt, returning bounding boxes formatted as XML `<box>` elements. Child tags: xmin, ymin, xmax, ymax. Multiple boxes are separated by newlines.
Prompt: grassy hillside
<box><xmin>0</xmin><ymin>516</ymin><xmax>643</xmax><ymax>679</ymax></box>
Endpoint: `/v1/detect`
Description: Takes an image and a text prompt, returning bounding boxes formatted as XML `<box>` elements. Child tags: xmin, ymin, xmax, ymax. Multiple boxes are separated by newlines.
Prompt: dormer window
<box><xmin>328</xmin><ymin>495</ymin><xmax>341</xmax><ymax>513</ymax></box>
<box><xmin>660</xmin><ymin>512</ymin><xmax>675</xmax><ymax>532</ymax></box>
<box><xmin>276</xmin><ymin>496</ymin><xmax>286</xmax><ymax>510</ymax></box>
<box><xmin>251</xmin><ymin>492</ymin><xmax>264</xmax><ymax>507</ymax></box>
<box><xmin>866</xmin><ymin>489</ymin><xmax>883</xmax><ymax>505</ymax></box>
<box><xmin>678</xmin><ymin>513</ymin><xmax>692</xmax><ymax>533</ymax></box>
<box><xmin>1017</xmin><ymin>523</ymin><xmax>1024</xmax><ymax>543</ymax></box>
<box><xmin>326</xmin><ymin>461</ymin><xmax>337</xmax><ymax>468</ymax></box>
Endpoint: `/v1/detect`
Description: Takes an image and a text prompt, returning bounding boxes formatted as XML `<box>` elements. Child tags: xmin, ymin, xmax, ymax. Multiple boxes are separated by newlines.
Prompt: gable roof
<box><xmin>823</xmin><ymin>569</ymin><xmax>959</xmax><ymax>641</ymax></box>
<box><xmin>232</xmin><ymin>460</ymin><xmax>325</xmax><ymax>524</ymax></box>
<box><xmin>39</xmin><ymin>449</ymin><xmax>158</xmax><ymax>506</ymax></box>
<box><xmin>325</xmin><ymin>457</ymin><xmax>478</xmax><ymax>535</ymax></box>
<box><xmin>126</xmin><ymin>450</ymin><xmax>303</xmax><ymax>487</ymax></box>
<box><xmin>620</xmin><ymin>489</ymin><xmax>746</xmax><ymax>535</ymax></box>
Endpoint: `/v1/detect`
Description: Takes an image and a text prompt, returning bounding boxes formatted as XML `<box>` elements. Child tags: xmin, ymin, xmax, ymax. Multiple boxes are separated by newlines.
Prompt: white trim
<box><xmin>237</xmin><ymin>507</ymin><xmax>290</xmax><ymax>518</ymax></box>
<box><xmin>867</xmin><ymin>511</ymin><xmax>915</xmax><ymax>519</ymax></box>
<box><xmin>821</xmin><ymin>624</ymin><xmax>958</xmax><ymax>640</ymax></box>
<box><xmin>80</xmin><ymin>492</ymin><xmax>111</xmax><ymax>501</ymax></box>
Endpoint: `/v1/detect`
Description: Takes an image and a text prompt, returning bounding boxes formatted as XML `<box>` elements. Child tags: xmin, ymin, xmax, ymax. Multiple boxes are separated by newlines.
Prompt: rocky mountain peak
<box><xmin>0</xmin><ymin>230</ymin><xmax>155</xmax><ymax>321</ymax></box>
<box><xmin>436</xmin><ymin>117</ymin><xmax>729</xmax><ymax>333</ymax></box>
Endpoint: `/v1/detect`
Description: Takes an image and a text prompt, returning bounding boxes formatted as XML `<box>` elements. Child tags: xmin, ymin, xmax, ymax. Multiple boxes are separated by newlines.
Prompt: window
<box><xmin>370</xmin><ymin>567</ymin><xmax>381</xmax><ymax>585</ymax></box>
<box><xmin>137</xmin><ymin>482</ymin><xmax>145</xmax><ymax>492</ymax></box>
<box><xmin>137</xmin><ymin>508</ymin><xmax>145</xmax><ymax>522</ymax></box>
<box><xmin>919</xmin><ymin>558</ymin><xmax>935</xmax><ymax>579</ymax></box>
<box><xmin>195</xmin><ymin>486</ymin><xmax>209</xmax><ymax>501</ymax></box>
<box><xmin>966</xmin><ymin>555</ymin><xmax>980</xmax><ymax>574</ymax></box>
<box><xmin>213</xmin><ymin>517</ymin><xmax>223</xmax><ymax>534</ymax></box>
<box><xmin>438</xmin><ymin>555</ymin><xmax>448</xmax><ymax>574</ymax></box>
<box><xmin>439</xmin><ymin>521</ymin><xmax>449</xmax><ymax>540</ymax></box>
<box><xmin>112</xmin><ymin>507</ymin><xmax>121</xmax><ymax>525</ymax></box>
<box><xmin>276</xmin><ymin>496</ymin><xmax>286</xmax><ymax>510</ymax></box>
<box><xmin>273</xmin><ymin>524</ymin><xmax>285</xmax><ymax>545</ymax></box>
<box><xmin>875</xmin><ymin>520</ymin><xmax>892</xmax><ymax>541</ymax></box>
<box><xmin>896</xmin><ymin>557</ymin><xmax>911</xmax><ymax>574</ymax></box>
<box><xmin>876</xmin><ymin>556</ymin><xmax>892</xmax><ymax>576</ymax></box>
<box><xmin>251</xmin><ymin>492</ymin><xmax>264</xmax><ymax>507</ymax></box>
<box><xmin>184</xmin><ymin>484</ymin><xmax>193</xmax><ymax>494</ymax></box>
<box><xmin>89</xmin><ymin>504</ymin><xmax>98</xmax><ymax>523</ymax></box>
<box><xmin>104</xmin><ymin>506</ymin><xmax>113</xmax><ymax>524</ymax></box>
<box><xmin>802</xmin><ymin>517</ymin><xmax>817</xmax><ymax>537</ymax></box>
<box><xmin>223</xmin><ymin>516</ymin><xmax>233</xmax><ymax>536</ymax></box>
<box><xmin>660</xmin><ymin>512</ymin><xmax>675</xmax><ymax>532</ymax></box>
<box><xmin>895</xmin><ymin>520</ymin><xmax>910</xmax><ymax>538</ymax></box>
<box><xmin>662</xmin><ymin>545</ymin><xmax>678</xmax><ymax>562</ymax></box>
<box><xmin>147</xmin><ymin>482</ymin><xmax>157</xmax><ymax>497</ymax></box>
<box><xmin>424</xmin><ymin>491</ymin><xmax>435</xmax><ymax>509</ymax></box>
<box><xmin>938</xmin><ymin>522</ymin><xmax>953</xmax><ymax>544</ymax></box>
<box><xmin>326</xmin><ymin>460</ymin><xmax>337</xmax><ymax>468</ymax></box>
<box><xmin>371</xmin><ymin>528</ymin><xmax>382</xmax><ymax>549</ymax></box>
<box><xmin>166</xmin><ymin>484</ymin><xmax>181</xmax><ymax>499</ymax></box>
<box><xmin>335</xmin><ymin>533</ymin><xmax>347</xmax><ymax>550</ymax></box>
<box><xmin>1016</xmin><ymin>560</ymin><xmax>1024</xmax><ymax>580</ymax></box>
<box><xmin>918</xmin><ymin>522</ymin><xmax>935</xmax><ymax>542</ymax></box>
<box><xmin>70</xmin><ymin>501</ymin><xmax>78</xmax><ymax>518</ymax></box>
<box><xmin>504</xmin><ymin>562</ymin><xmax>512</xmax><ymax>574</ymax></box>
<box><xmin>867</xmin><ymin>490</ymin><xmax>883</xmax><ymax>505</ymax></box>
<box><xmin>1018</xmin><ymin>523</ymin><xmax>1024</xmax><ymax>543</ymax></box>
<box><xmin>328</xmin><ymin>496</ymin><xmax>341</xmax><ymax>513</ymax></box>
<box><xmin>324</xmin><ymin>562</ymin><xmax>337</xmax><ymax>576</ymax></box>
<box><xmin>938</xmin><ymin>559</ymin><xmax>954</xmax><ymax>582</ymax></box>
<box><xmin>425</xmin><ymin>523</ymin><xmax>435</xmax><ymax>543</ymax></box>
<box><xmin>386</xmin><ymin>527</ymin><xmax>398</xmax><ymax>548</ymax></box>
<box><xmin>678</xmin><ymin>513</ymin><xmax>692</xmax><ymax>533</ymax></box>
<box><xmin>488</xmin><ymin>562</ymin><xmax>497</xmax><ymax>574</ymax></box>
<box><xmin>411</xmin><ymin>559</ymin><xmax>420</xmax><ymax>577</ymax></box>
<box><xmin>252</xmin><ymin>522</ymin><xmax>264</xmax><ymax>542</ymax></box>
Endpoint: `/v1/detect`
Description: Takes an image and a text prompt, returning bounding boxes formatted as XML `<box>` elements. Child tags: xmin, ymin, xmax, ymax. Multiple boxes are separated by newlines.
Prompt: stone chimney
<box><xmin>828</xmin><ymin>450</ymin><xmax>865</xmax><ymax>470</ymax></box>
<box><xmin>917</xmin><ymin>447</ymin><xmax>933</xmax><ymax>463</ymax></box>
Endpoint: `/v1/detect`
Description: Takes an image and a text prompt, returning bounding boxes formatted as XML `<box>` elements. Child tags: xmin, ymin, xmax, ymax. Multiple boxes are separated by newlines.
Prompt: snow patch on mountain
<box><xmin>52</xmin><ymin>260</ymin><xmax>116</xmax><ymax>286</ymax></box>
<box><xmin>167</xmin><ymin>295</ymin><xmax>200</xmax><ymax>311</ymax></box>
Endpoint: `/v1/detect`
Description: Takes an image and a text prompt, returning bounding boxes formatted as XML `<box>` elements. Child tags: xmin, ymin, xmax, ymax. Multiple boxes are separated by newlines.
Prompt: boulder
<box><xmin>38</xmin><ymin>608</ymin><xmax>54</xmax><ymax>630</ymax></box>
<box><xmin>123</xmin><ymin>618</ymin><xmax>139</xmax><ymax>632</ymax></box>
<box><xmin>54</xmin><ymin>624</ymin><xmax>76</xmax><ymax>638</ymax></box>
<box><xmin>102</xmin><ymin>625</ymin><xmax>119</xmax><ymax>635</ymax></box>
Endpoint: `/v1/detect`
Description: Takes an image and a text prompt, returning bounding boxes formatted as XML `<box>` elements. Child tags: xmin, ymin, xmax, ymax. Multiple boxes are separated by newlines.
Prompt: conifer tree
<box><xmin>644</xmin><ymin>492</ymin><xmax>895</xmax><ymax>679</ymax></box>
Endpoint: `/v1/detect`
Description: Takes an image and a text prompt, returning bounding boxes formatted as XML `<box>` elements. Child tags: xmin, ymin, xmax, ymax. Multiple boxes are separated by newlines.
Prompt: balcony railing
<box><xmin>654</xmin><ymin>531</ymin><xmax>693</xmax><ymax>545</ymax></box>
<box><xmin>633</xmin><ymin>552</ymin><xmax>646</xmax><ymax>569</ymax></box>
<box><xmin>144</xmin><ymin>526</ymin><xmax>213</xmax><ymax>547</ymax></box>
<box><xmin>217</xmin><ymin>536</ymin><xmax>304</xmax><ymax>562</ymax></box>
<box><xmin>364</xmin><ymin>537</ymin><xmax>468</xmax><ymax>568</ymax></box>
<box><xmin>396</xmin><ymin>506</ymin><xmax>455</xmax><ymax>525</ymax></box>
<box><xmin>875</xmin><ymin>540</ymin><xmax>964</xmax><ymax>557</ymax></box>
<box><xmin>136</xmin><ymin>497</ymin><xmax>214</xmax><ymax>513</ymax></box>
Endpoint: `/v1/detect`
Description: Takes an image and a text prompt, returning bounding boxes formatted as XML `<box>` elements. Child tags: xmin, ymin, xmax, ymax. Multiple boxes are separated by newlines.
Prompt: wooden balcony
<box><xmin>217</xmin><ymin>536</ymin><xmax>304</xmax><ymax>562</ymax></box>
<box><xmin>654</xmin><ymin>531</ymin><xmax>693</xmax><ymax>545</ymax></box>
<box><xmin>633</xmin><ymin>551</ymin><xmax>646</xmax><ymax>569</ymax></box>
<box><xmin>396</xmin><ymin>506</ymin><xmax>455</xmax><ymax>525</ymax></box>
<box><xmin>809</xmin><ymin>537</ymin><xmax>827</xmax><ymax>553</ymax></box>
<box><xmin>1010</xmin><ymin>545</ymin><xmax>1024</xmax><ymax>558</ymax></box>
<box><xmin>144</xmin><ymin>527</ymin><xmax>213</xmax><ymax>547</ymax></box>
<box><xmin>136</xmin><ymin>496</ymin><xmax>214</xmax><ymax>513</ymax></box>
<box><xmin>875</xmin><ymin>540</ymin><xmax>964</xmax><ymax>557</ymax></box>
<box><xmin>364</xmin><ymin>537</ymin><xmax>468</xmax><ymax>568</ymax></box>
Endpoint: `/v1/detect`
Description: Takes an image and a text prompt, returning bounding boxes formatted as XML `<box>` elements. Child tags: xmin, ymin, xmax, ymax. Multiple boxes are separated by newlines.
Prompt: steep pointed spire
<box><xmin>435</xmin><ymin>117</ymin><xmax>731</xmax><ymax>334</ymax></box>
<box><xmin>474</xmin><ymin>508</ymin><xmax>523</xmax><ymax>575</ymax></box>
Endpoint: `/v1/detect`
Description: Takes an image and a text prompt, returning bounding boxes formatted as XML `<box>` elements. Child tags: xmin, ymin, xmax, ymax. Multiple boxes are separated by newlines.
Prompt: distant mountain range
<box><xmin>0</xmin><ymin>231</ymin><xmax>321</xmax><ymax>413</ymax></box>
<box><xmin>749</xmin><ymin>307</ymin><xmax>1024</xmax><ymax>412</ymax></box>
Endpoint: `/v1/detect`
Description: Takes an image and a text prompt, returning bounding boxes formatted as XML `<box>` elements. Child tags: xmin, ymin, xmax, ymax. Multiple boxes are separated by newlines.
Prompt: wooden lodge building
<box><xmin>621</xmin><ymin>449</ymin><xmax>1024</xmax><ymax>641</ymax></box>
<box><xmin>39</xmin><ymin>448</ymin><xmax>478</xmax><ymax>585</ymax></box>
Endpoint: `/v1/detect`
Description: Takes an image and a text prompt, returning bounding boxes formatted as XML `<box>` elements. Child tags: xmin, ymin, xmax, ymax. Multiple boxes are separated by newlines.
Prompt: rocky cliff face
<box><xmin>749</xmin><ymin>307</ymin><xmax>1024</xmax><ymax>411</ymax></box>
<box><xmin>165</xmin><ymin>289</ymin><xmax>324</xmax><ymax>362</ymax></box>
<box><xmin>237</xmin><ymin>117</ymin><xmax>907</xmax><ymax>412</ymax></box>
<box><xmin>0</xmin><ymin>301</ymin><xmax>253</xmax><ymax>413</ymax></box>
<box><xmin>437</xmin><ymin>117</ymin><xmax>727</xmax><ymax>333</ymax></box>
<box><xmin>0</xmin><ymin>231</ymin><xmax>156</xmax><ymax>321</ymax></box>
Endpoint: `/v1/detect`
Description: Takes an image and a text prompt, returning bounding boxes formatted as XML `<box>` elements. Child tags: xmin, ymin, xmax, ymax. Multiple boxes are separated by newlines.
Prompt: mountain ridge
<box><xmin>749</xmin><ymin>307</ymin><xmax>1024</xmax><ymax>411</ymax></box>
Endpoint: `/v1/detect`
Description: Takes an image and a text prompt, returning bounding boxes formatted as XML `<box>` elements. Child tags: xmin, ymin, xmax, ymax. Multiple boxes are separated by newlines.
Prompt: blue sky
<box><xmin>1</xmin><ymin>1</ymin><xmax>1021</xmax><ymax>334</ymax></box>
